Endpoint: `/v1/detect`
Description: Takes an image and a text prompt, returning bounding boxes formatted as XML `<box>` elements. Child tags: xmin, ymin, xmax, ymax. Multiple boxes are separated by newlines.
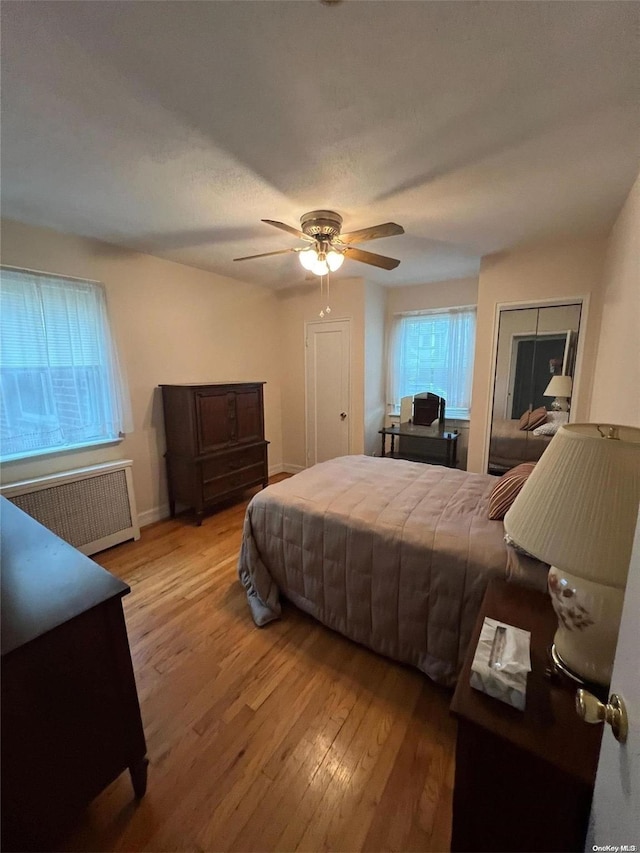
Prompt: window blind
<box><xmin>0</xmin><ymin>268</ymin><xmax>128</xmax><ymax>459</ymax></box>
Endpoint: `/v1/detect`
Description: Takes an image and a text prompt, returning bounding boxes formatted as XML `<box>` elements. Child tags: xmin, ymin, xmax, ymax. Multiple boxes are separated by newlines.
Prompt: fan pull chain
<box><xmin>318</xmin><ymin>272</ymin><xmax>332</xmax><ymax>319</ymax></box>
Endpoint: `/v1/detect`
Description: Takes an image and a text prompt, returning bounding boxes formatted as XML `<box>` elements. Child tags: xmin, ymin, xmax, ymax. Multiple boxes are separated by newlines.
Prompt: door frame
<box><xmin>304</xmin><ymin>317</ymin><xmax>352</xmax><ymax>468</ymax></box>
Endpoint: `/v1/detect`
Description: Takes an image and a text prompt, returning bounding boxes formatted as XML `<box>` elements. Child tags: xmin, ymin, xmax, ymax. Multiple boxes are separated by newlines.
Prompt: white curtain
<box><xmin>386</xmin><ymin>307</ymin><xmax>476</xmax><ymax>419</ymax></box>
<box><xmin>0</xmin><ymin>268</ymin><xmax>131</xmax><ymax>459</ymax></box>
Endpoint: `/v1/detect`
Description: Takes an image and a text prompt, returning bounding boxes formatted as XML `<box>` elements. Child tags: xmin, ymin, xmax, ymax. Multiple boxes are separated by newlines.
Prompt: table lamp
<box><xmin>544</xmin><ymin>374</ymin><xmax>573</xmax><ymax>411</ymax></box>
<box><xmin>504</xmin><ymin>423</ymin><xmax>640</xmax><ymax>687</ymax></box>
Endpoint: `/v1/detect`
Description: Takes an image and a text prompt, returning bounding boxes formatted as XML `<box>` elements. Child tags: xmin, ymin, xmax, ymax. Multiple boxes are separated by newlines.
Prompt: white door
<box><xmin>305</xmin><ymin>319</ymin><xmax>350</xmax><ymax>466</ymax></box>
<box><xmin>586</xmin><ymin>508</ymin><xmax>640</xmax><ymax>848</ymax></box>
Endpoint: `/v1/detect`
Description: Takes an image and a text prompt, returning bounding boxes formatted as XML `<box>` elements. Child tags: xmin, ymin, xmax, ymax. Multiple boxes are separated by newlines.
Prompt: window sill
<box><xmin>0</xmin><ymin>436</ymin><xmax>124</xmax><ymax>464</ymax></box>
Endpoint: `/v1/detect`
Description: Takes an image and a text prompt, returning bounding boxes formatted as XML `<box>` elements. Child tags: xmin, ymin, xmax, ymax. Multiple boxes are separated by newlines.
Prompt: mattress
<box><xmin>238</xmin><ymin>455</ymin><xmax>514</xmax><ymax>686</ymax></box>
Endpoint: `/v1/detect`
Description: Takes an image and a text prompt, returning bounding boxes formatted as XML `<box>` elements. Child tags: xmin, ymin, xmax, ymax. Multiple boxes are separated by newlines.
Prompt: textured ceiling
<box><xmin>1</xmin><ymin>1</ymin><xmax>638</xmax><ymax>289</ymax></box>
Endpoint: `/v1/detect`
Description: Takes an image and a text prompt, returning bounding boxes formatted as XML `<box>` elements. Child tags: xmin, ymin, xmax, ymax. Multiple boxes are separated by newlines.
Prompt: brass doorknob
<box><xmin>576</xmin><ymin>690</ymin><xmax>628</xmax><ymax>743</ymax></box>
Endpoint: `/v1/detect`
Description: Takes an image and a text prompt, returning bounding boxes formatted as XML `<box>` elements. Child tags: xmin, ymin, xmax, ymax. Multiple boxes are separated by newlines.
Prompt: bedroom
<box><xmin>1</xmin><ymin>1</ymin><xmax>639</xmax><ymax>851</ymax></box>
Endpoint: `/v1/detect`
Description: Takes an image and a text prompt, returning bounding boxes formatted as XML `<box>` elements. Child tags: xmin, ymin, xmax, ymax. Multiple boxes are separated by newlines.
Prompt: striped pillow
<box><xmin>488</xmin><ymin>462</ymin><xmax>536</xmax><ymax>521</ymax></box>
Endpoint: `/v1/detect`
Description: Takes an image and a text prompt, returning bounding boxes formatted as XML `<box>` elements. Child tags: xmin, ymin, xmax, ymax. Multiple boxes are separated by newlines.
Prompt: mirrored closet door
<box><xmin>488</xmin><ymin>302</ymin><xmax>582</xmax><ymax>475</ymax></box>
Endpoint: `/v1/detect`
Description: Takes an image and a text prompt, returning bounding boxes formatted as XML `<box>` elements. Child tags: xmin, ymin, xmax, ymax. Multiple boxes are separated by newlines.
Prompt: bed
<box><xmin>238</xmin><ymin>455</ymin><xmax>547</xmax><ymax>687</ymax></box>
<box><xmin>489</xmin><ymin>418</ymin><xmax>552</xmax><ymax>472</ymax></box>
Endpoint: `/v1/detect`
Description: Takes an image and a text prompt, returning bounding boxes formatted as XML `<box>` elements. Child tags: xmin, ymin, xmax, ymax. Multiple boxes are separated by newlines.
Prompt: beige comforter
<box><xmin>489</xmin><ymin>418</ymin><xmax>552</xmax><ymax>470</ymax></box>
<box><xmin>238</xmin><ymin>455</ymin><xmax>510</xmax><ymax>686</ymax></box>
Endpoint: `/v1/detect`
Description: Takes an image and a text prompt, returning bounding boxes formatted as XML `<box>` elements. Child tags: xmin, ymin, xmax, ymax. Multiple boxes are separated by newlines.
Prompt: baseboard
<box><xmin>138</xmin><ymin>503</ymin><xmax>170</xmax><ymax>528</ymax></box>
<box><xmin>139</xmin><ymin>466</ymin><xmax>298</xmax><ymax>526</ymax></box>
<box><xmin>282</xmin><ymin>463</ymin><xmax>306</xmax><ymax>474</ymax></box>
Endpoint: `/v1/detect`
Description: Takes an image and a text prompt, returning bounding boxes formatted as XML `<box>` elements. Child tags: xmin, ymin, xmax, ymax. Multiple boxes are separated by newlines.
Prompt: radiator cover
<box><xmin>1</xmin><ymin>460</ymin><xmax>140</xmax><ymax>555</ymax></box>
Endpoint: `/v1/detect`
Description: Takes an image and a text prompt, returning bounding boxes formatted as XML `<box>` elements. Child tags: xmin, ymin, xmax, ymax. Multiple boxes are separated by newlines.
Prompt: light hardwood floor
<box><xmin>60</xmin><ymin>478</ymin><xmax>456</xmax><ymax>853</ymax></box>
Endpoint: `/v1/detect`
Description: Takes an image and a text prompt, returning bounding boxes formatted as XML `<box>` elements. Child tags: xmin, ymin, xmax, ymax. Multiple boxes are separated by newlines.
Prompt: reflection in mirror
<box><xmin>488</xmin><ymin>303</ymin><xmax>581</xmax><ymax>475</ymax></box>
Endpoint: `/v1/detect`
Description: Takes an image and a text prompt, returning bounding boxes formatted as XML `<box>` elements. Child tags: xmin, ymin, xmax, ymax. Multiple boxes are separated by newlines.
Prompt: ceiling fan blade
<box><xmin>262</xmin><ymin>219</ymin><xmax>314</xmax><ymax>242</ymax></box>
<box><xmin>343</xmin><ymin>247</ymin><xmax>400</xmax><ymax>270</ymax></box>
<box><xmin>338</xmin><ymin>222</ymin><xmax>404</xmax><ymax>244</ymax></box>
<box><xmin>233</xmin><ymin>248</ymin><xmax>296</xmax><ymax>261</ymax></box>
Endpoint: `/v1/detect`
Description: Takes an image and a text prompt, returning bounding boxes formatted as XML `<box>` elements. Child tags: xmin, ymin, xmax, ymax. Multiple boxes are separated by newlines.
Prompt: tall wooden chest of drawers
<box><xmin>160</xmin><ymin>382</ymin><xmax>269</xmax><ymax>524</ymax></box>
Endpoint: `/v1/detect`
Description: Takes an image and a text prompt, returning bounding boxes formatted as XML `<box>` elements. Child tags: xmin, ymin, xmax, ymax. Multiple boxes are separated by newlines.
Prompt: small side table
<box><xmin>450</xmin><ymin>580</ymin><xmax>602</xmax><ymax>853</ymax></box>
<box><xmin>379</xmin><ymin>424</ymin><xmax>458</xmax><ymax>467</ymax></box>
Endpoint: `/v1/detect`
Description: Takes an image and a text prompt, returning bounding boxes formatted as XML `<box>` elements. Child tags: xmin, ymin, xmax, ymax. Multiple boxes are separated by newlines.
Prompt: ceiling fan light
<box><xmin>311</xmin><ymin>257</ymin><xmax>329</xmax><ymax>276</ymax></box>
<box><xmin>326</xmin><ymin>250</ymin><xmax>344</xmax><ymax>272</ymax></box>
<box><xmin>299</xmin><ymin>248</ymin><xmax>318</xmax><ymax>271</ymax></box>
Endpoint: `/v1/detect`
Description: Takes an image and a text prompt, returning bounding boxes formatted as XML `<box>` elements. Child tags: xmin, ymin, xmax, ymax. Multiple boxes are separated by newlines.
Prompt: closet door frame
<box><xmin>481</xmin><ymin>295</ymin><xmax>590</xmax><ymax>475</ymax></box>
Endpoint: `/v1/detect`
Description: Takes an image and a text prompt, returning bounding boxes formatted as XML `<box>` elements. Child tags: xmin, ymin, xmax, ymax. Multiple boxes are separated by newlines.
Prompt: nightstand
<box><xmin>450</xmin><ymin>580</ymin><xmax>602</xmax><ymax>853</ymax></box>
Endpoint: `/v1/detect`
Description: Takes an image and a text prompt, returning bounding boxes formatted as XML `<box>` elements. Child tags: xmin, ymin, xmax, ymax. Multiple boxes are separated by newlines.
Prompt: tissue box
<box><xmin>470</xmin><ymin>618</ymin><xmax>531</xmax><ymax>710</ymax></box>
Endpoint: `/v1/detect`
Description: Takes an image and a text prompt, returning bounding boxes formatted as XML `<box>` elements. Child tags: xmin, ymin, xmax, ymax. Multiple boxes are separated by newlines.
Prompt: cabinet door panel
<box><xmin>235</xmin><ymin>387</ymin><xmax>263</xmax><ymax>443</ymax></box>
<box><xmin>196</xmin><ymin>391</ymin><xmax>235</xmax><ymax>453</ymax></box>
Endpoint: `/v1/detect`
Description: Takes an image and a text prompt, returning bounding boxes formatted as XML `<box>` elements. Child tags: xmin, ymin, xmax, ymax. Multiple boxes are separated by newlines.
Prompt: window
<box><xmin>387</xmin><ymin>307</ymin><xmax>476</xmax><ymax>419</ymax></box>
<box><xmin>0</xmin><ymin>268</ymin><xmax>128</xmax><ymax>460</ymax></box>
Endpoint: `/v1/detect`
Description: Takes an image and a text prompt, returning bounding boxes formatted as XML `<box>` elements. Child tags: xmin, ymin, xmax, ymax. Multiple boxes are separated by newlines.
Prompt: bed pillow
<box><xmin>532</xmin><ymin>411</ymin><xmax>569</xmax><ymax>436</ymax></box>
<box><xmin>518</xmin><ymin>407</ymin><xmax>547</xmax><ymax>431</ymax></box>
<box><xmin>488</xmin><ymin>462</ymin><xmax>536</xmax><ymax>520</ymax></box>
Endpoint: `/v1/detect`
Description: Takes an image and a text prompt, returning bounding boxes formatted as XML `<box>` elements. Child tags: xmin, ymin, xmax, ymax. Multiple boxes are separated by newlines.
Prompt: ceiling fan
<box><xmin>234</xmin><ymin>210</ymin><xmax>404</xmax><ymax>276</ymax></box>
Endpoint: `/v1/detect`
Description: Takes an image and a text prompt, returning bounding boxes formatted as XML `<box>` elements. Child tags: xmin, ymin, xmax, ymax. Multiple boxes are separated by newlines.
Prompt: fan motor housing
<box><xmin>300</xmin><ymin>210</ymin><xmax>343</xmax><ymax>239</ymax></box>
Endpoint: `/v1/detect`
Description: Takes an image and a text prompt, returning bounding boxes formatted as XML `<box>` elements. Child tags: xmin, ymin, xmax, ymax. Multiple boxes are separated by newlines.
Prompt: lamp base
<box><xmin>547</xmin><ymin>643</ymin><xmax>609</xmax><ymax>702</ymax></box>
<box><xmin>550</xmin><ymin>397</ymin><xmax>569</xmax><ymax>412</ymax></box>
<box><xmin>548</xmin><ymin>566</ymin><xmax>624</xmax><ymax>688</ymax></box>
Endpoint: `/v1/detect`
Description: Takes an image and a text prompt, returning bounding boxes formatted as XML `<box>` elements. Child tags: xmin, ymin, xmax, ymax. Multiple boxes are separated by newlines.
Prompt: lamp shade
<box><xmin>326</xmin><ymin>249</ymin><xmax>344</xmax><ymax>272</ymax></box>
<box><xmin>311</xmin><ymin>256</ymin><xmax>329</xmax><ymax>276</ymax></box>
<box><xmin>504</xmin><ymin>424</ymin><xmax>640</xmax><ymax>588</ymax></box>
<box><xmin>299</xmin><ymin>248</ymin><xmax>317</xmax><ymax>271</ymax></box>
<box><xmin>544</xmin><ymin>375</ymin><xmax>573</xmax><ymax>398</ymax></box>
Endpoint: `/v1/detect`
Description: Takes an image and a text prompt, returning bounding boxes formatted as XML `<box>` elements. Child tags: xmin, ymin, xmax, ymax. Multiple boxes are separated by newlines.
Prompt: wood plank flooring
<box><xmin>59</xmin><ymin>478</ymin><xmax>456</xmax><ymax>852</ymax></box>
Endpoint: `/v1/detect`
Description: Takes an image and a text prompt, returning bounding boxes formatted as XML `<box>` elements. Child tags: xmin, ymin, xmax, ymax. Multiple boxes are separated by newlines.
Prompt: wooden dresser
<box><xmin>1</xmin><ymin>498</ymin><xmax>147</xmax><ymax>852</ymax></box>
<box><xmin>160</xmin><ymin>382</ymin><xmax>269</xmax><ymax>524</ymax></box>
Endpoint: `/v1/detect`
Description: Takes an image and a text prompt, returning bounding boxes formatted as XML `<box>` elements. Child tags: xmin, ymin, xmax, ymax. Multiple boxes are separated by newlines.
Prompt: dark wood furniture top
<box><xmin>1</xmin><ymin>498</ymin><xmax>147</xmax><ymax>852</ymax></box>
<box><xmin>450</xmin><ymin>579</ymin><xmax>602</xmax><ymax>852</ymax></box>
<box><xmin>1</xmin><ymin>497</ymin><xmax>129</xmax><ymax>654</ymax></box>
<box><xmin>379</xmin><ymin>424</ymin><xmax>459</xmax><ymax>467</ymax></box>
<box><xmin>160</xmin><ymin>381</ymin><xmax>269</xmax><ymax>524</ymax></box>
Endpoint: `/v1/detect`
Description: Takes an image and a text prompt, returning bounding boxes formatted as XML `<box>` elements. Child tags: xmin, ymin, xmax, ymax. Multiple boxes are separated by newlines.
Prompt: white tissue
<box><xmin>470</xmin><ymin>618</ymin><xmax>531</xmax><ymax>710</ymax></box>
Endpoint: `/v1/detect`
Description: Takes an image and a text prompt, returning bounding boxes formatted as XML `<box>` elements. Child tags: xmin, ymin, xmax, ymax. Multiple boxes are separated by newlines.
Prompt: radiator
<box><xmin>1</xmin><ymin>460</ymin><xmax>140</xmax><ymax>556</ymax></box>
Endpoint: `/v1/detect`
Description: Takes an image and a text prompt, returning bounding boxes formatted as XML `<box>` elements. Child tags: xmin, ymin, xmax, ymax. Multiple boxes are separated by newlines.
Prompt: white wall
<box><xmin>467</xmin><ymin>235</ymin><xmax>607</xmax><ymax>472</ymax></box>
<box><xmin>0</xmin><ymin>218</ymin><xmax>284</xmax><ymax>525</ymax></box>
<box><xmin>364</xmin><ymin>280</ymin><xmax>386</xmax><ymax>456</ymax></box>
<box><xmin>589</xmin><ymin>173</ymin><xmax>640</xmax><ymax>427</ymax></box>
<box><xmin>385</xmin><ymin>277</ymin><xmax>478</xmax><ymax>317</ymax></box>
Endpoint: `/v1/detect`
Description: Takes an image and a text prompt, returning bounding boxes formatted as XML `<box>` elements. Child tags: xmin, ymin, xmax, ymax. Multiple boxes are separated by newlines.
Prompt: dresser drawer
<box><xmin>201</xmin><ymin>444</ymin><xmax>266</xmax><ymax>480</ymax></box>
<box><xmin>202</xmin><ymin>463</ymin><xmax>265</xmax><ymax>502</ymax></box>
